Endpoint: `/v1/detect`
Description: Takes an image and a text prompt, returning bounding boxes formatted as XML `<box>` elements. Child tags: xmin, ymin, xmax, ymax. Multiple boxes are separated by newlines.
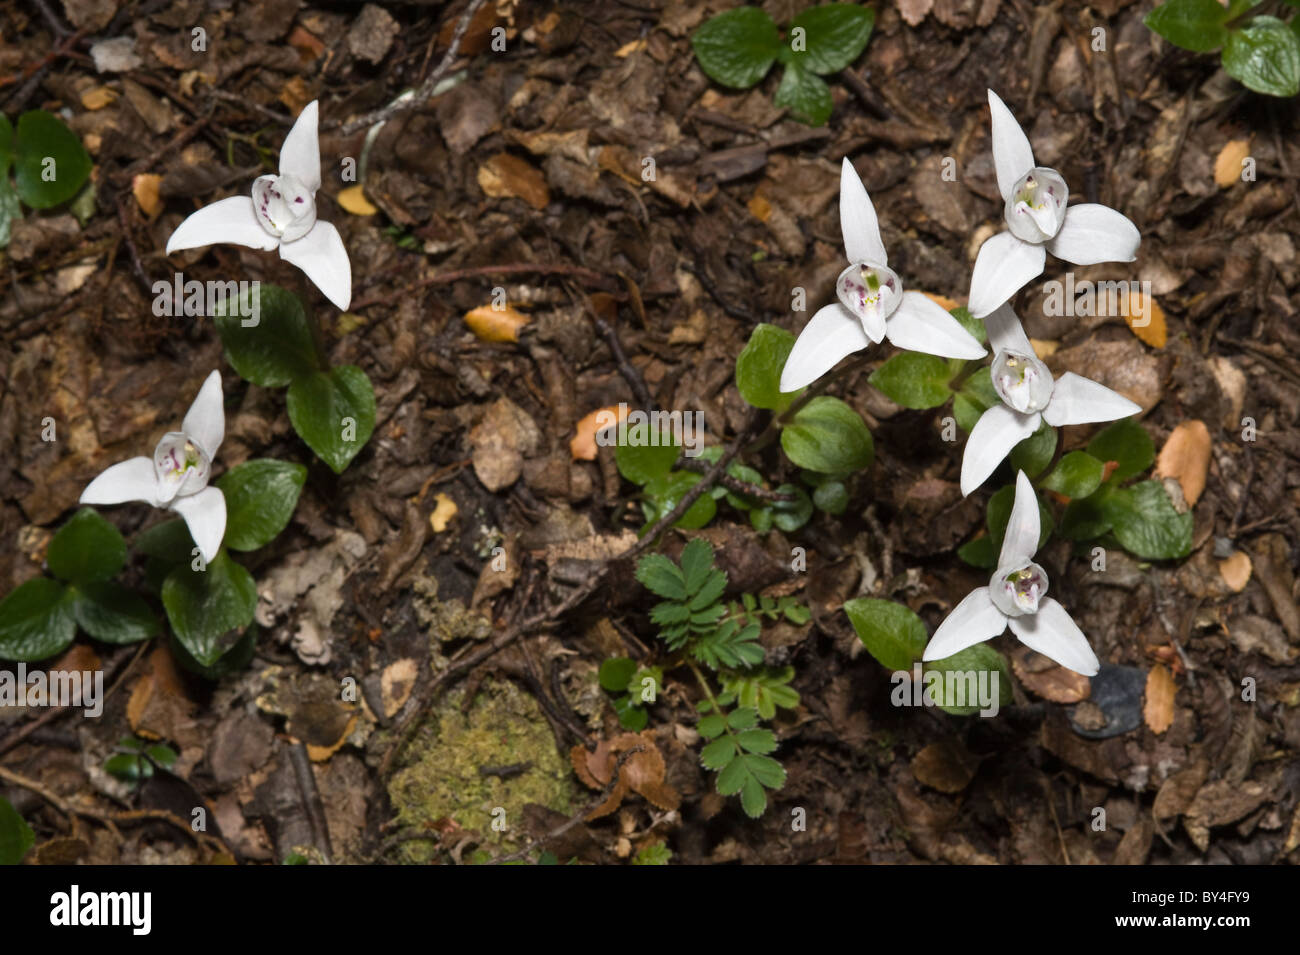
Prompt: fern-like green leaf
<box><xmin>700</xmin><ymin>736</ymin><xmax>738</xmax><ymax>769</ymax></box>
<box><xmin>650</xmin><ymin>601</ymin><xmax>690</xmax><ymax>626</ymax></box>
<box><xmin>636</xmin><ymin>553</ymin><xmax>687</xmax><ymax>600</ymax></box>
<box><xmin>688</xmin><ymin>568</ymin><xmax>727</xmax><ymax>610</ymax></box>
<box><xmin>679</xmin><ymin>538</ymin><xmax>715</xmax><ymax>594</ymax></box>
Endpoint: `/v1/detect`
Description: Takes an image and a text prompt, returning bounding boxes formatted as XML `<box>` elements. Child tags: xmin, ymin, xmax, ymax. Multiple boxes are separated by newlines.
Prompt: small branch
<box><xmin>586</xmin><ymin>299</ymin><xmax>653</xmax><ymax>409</ymax></box>
<box><xmin>288</xmin><ymin>740</ymin><xmax>334</xmax><ymax>864</ymax></box>
<box><xmin>334</xmin><ymin>0</ymin><xmax>489</xmax><ymax>136</ymax></box>
<box><xmin>676</xmin><ymin>456</ymin><xmax>794</xmax><ymax>502</ymax></box>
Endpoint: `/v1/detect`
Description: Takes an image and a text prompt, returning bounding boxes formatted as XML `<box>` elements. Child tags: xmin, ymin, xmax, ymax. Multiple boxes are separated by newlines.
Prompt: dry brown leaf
<box><xmin>337</xmin><ymin>185</ymin><xmax>378</xmax><ymax>216</ymax></box>
<box><xmin>1218</xmin><ymin>550</ymin><xmax>1252</xmax><ymax>592</ymax></box>
<box><xmin>131</xmin><ymin>173</ymin><xmax>163</xmax><ymax>219</ymax></box>
<box><xmin>469</xmin><ymin>397</ymin><xmax>540</xmax><ymax>491</ymax></box>
<box><xmin>127</xmin><ymin>644</ymin><xmax>198</xmax><ymax>743</ymax></box>
<box><xmin>477</xmin><ymin>153</ymin><xmax>549</xmax><ymax>210</ymax></box>
<box><xmin>278</xmin><ymin>76</ymin><xmax>313</xmax><ymax>115</ymax></box>
<box><xmin>911</xmin><ymin>740</ymin><xmax>979</xmax><ymax>793</ymax></box>
<box><xmin>570</xmin><ymin>731</ymin><xmax>681</xmax><ymax>819</ymax></box>
<box><xmin>463</xmin><ymin>303</ymin><xmax>530</xmax><ymax>343</ymax></box>
<box><xmin>1154</xmin><ymin>420</ymin><xmax>1211</xmax><ymax>506</ymax></box>
<box><xmin>1011</xmin><ymin>645</ymin><xmax>1091</xmax><ymax>703</ymax></box>
<box><xmin>1214</xmin><ymin>139</ymin><xmax>1251</xmax><ymax>189</ymax></box>
<box><xmin>1143</xmin><ymin>665</ymin><xmax>1176</xmax><ymax>734</ymax></box>
<box><xmin>747</xmin><ymin>193</ymin><xmax>772</xmax><ymax>222</ymax></box>
<box><xmin>1118</xmin><ymin>285</ymin><xmax>1168</xmax><ymax>348</ymax></box>
<box><xmin>429</xmin><ymin>492</ymin><xmax>458</xmax><ymax>533</ymax></box>
<box><xmin>570</xmin><ymin>405</ymin><xmax>627</xmax><ymax>461</ymax></box>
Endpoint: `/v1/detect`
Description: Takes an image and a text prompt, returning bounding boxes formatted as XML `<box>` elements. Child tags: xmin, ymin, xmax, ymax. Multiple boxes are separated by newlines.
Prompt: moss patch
<box><xmin>387</xmin><ymin>678</ymin><xmax>575</xmax><ymax>861</ymax></box>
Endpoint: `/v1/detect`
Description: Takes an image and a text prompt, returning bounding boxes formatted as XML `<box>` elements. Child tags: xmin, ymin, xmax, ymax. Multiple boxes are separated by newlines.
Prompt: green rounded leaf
<box><xmin>0</xmin><ymin>114</ymin><xmax>13</xmax><ymax>176</ymax></box>
<box><xmin>599</xmin><ymin>657</ymin><xmax>638</xmax><ymax>692</ymax></box>
<box><xmin>1059</xmin><ymin>493</ymin><xmax>1113</xmax><ymax>540</ymax></box>
<box><xmin>72</xmin><ymin>581</ymin><xmax>159</xmax><ymax>644</ymax></box>
<box><xmin>217</xmin><ymin>459</ymin><xmax>307</xmax><ymax>551</ymax></box>
<box><xmin>214</xmin><ymin>284</ymin><xmax>321</xmax><ymax>387</ymax></box>
<box><xmin>46</xmin><ymin>507</ymin><xmax>126</xmax><ymax>584</ymax></box>
<box><xmin>1223</xmin><ymin>16</ymin><xmax>1300</xmax><ymax>97</ymax></box>
<box><xmin>812</xmin><ymin>479</ymin><xmax>848</xmax><ymax>515</ymax></box>
<box><xmin>922</xmin><ymin>644</ymin><xmax>1013</xmax><ymax>716</ymax></box>
<box><xmin>0</xmin><ymin>578</ymin><xmax>75</xmax><ymax>662</ymax></box>
<box><xmin>643</xmin><ymin>471</ymin><xmax>717</xmax><ymax>529</ymax></box>
<box><xmin>844</xmin><ymin>597</ymin><xmax>927</xmax><ymax>671</ymax></box>
<box><xmin>13</xmin><ymin>110</ymin><xmax>92</xmax><ymax>209</ymax></box>
<box><xmin>1041</xmin><ymin>451</ymin><xmax>1105</xmax><ymax>500</ymax></box>
<box><xmin>168</xmin><ymin>626</ymin><xmax>257</xmax><ymax>680</ymax></box>
<box><xmin>1008</xmin><ymin>420</ymin><xmax>1057</xmax><ymax>478</ymax></box>
<box><xmin>1099</xmin><ymin>480</ymin><xmax>1193</xmax><ymax>560</ymax></box>
<box><xmin>134</xmin><ymin>519</ymin><xmax>196</xmax><ymax>563</ymax></box>
<box><xmin>737</xmin><ymin>324</ymin><xmax>800</xmax><ymax>411</ymax></box>
<box><xmin>286</xmin><ymin>365</ymin><xmax>376</xmax><ymax>474</ymax></box>
<box><xmin>1087</xmin><ymin>418</ymin><xmax>1154</xmax><ymax>483</ymax></box>
<box><xmin>690</xmin><ymin>7</ymin><xmax>782</xmax><ymax>88</ymax></box>
<box><xmin>771</xmin><ymin>484</ymin><xmax>813</xmax><ymax>531</ymax></box>
<box><xmin>773</xmin><ymin>61</ymin><xmax>833</xmax><ymax>126</ymax></box>
<box><xmin>0</xmin><ymin>178</ymin><xmax>19</xmax><ymax>249</ymax></box>
<box><xmin>615</xmin><ymin>427</ymin><xmax>679</xmax><ymax>485</ymax></box>
<box><xmin>161</xmin><ymin>552</ymin><xmax>258</xmax><ymax>667</ymax></box>
<box><xmin>868</xmin><ymin>352</ymin><xmax>953</xmax><ymax>410</ymax></box>
<box><xmin>957</xmin><ymin>535</ymin><xmax>997</xmax><ymax>569</ymax></box>
<box><xmin>0</xmin><ymin>795</ymin><xmax>35</xmax><ymax>865</ymax></box>
<box><xmin>1143</xmin><ymin>0</ymin><xmax>1230</xmax><ymax>52</ymax></box>
<box><xmin>781</xmin><ymin>396</ymin><xmax>873</xmax><ymax>474</ymax></box>
<box><xmin>788</xmin><ymin>3</ymin><xmax>875</xmax><ymax>74</ymax></box>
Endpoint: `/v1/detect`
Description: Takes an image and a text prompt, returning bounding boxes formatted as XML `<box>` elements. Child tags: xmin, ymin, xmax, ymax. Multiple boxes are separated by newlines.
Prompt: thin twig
<box><xmin>334</xmin><ymin>0</ymin><xmax>489</xmax><ymax>136</ymax></box>
<box><xmin>288</xmin><ymin>740</ymin><xmax>334</xmax><ymax>863</ymax></box>
<box><xmin>351</xmin><ymin>262</ymin><xmax>617</xmax><ymax>309</ymax></box>
<box><xmin>677</xmin><ymin>455</ymin><xmax>795</xmax><ymax>502</ymax></box>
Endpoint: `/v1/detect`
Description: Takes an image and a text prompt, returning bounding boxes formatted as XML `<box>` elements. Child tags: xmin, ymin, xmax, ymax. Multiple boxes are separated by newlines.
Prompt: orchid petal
<box><xmin>922</xmin><ymin>587</ymin><xmax>1008</xmax><ymax>662</ymax></box>
<box><xmin>779</xmin><ymin>303</ymin><xmax>871</xmax><ymax>392</ymax></box>
<box><xmin>839</xmin><ymin>157</ymin><xmax>888</xmax><ymax>268</ymax></box>
<box><xmin>967</xmin><ymin>231</ymin><xmax>1046</xmax><ymax>318</ymax></box>
<box><xmin>170</xmin><ymin>486</ymin><xmax>227</xmax><ymax>566</ymax></box>
<box><xmin>983</xmin><ymin>302</ymin><xmax>1034</xmax><ymax>357</ymax></box>
<box><xmin>988</xmin><ymin>90</ymin><xmax>1035</xmax><ymax>201</ymax></box>
<box><xmin>1047</xmin><ymin>203</ymin><xmax>1140</xmax><ymax>266</ymax></box>
<box><xmin>279</xmin><ymin>220</ymin><xmax>352</xmax><ymax>311</ymax></box>
<box><xmin>960</xmin><ymin>404</ymin><xmax>1040</xmax><ymax>497</ymax></box>
<box><xmin>885</xmin><ymin>291</ymin><xmax>986</xmax><ymax>360</ymax></box>
<box><xmin>1042</xmin><ymin>372</ymin><xmax>1142</xmax><ymax>427</ymax></box>
<box><xmin>165</xmin><ymin>196</ymin><xmax>280</xmax><ymax>255</ymax></box>
<box><xmin>1007</xmin><ymin>598</ymin><xmax>1100</xmax><ymax>676</ymax></box>
<box><xmin>181</xmin><ymin>370</ymin><xmax>225</xmax><ymax>459</ymax></box>
<box><xmin>80</xmin><ymin>457</ymin><xmax>159</xmax><ymax>508</ymax></box>
<box><xmin>279</xmin><ymin>100</ymin><xmax>321</xmax><ymax>193</ymax></box>
<box><xmin>998</xmin><ymin>470</ymin><xmax>1041</xmax><ymax>568</ymax></box>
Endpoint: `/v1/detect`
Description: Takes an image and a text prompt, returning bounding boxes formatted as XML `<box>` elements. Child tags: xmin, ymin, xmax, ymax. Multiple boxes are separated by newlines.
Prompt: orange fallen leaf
<box><xmin>748</xmin><ymin>194</ymin><xmax>772</xmax><ymax>222</ymax></box>
<box><xmin>80</xmin><ymin>86</ymin><xmax>117</xmax><ymax>110</ymax></box>
<box><xmin>463</xmin><ymin>303</ymin><xmax>530</xmax><ymax>343</ymax></box>
<box><xmin>921</xmin><ymin>291</ymin><xmax>959</xmax><ymax>311</ymax></box>
<box><xmin>1218</xmin><ymin>550</ymin><xmax>1252</xmax><ymax>592</ymax></box>
<box><xmin>287</xmin><ymin>25</ymin><xmax>325</xmax><ymax>61</ymax></box>
<box><xmin>477</xmin><ymin>153</ymin><xmax>549</xmax><ymax>210</ymax></box>
<box><xmin>429</xmin><ymin>492</ymin><xmax>458</xmax><ymax>533</ymax></box>
<box><xmin>1011</xmin><ymin>645</ymin><xmax>1091</xmax><ymax>703</ymax></box>
<box><xmin>1118</xmin><ymin>286</ymin><xmax>1167</xmax><ymax>348</ymax></box>
<box><xmin>337</xmin><ymin>185</ymin><xmax>378</xmax><ymax>216</ymax></box>
<box><xmin>1154</xmin><ymin>420</ymin><xmax>1210</xmax><ymax>506</ymax></box>
<box><xmin>570</xmin><ymin>731</ymin><xmax>681</xmax><ymax>819</ymax></box>
<box><xmin>1144</xmin><ymin>664</ymin><xmax>1176</xmax><ymax>734</ymax></box>
<box><xmin>1213</xmin><ymin>139</ymin><xmax>1251</xmax><ymax>189</ymax></box>
<box><xmin>132</xmin><ymin>173</ymin><xmax>163</xmax><ymax>219</ymax></box>
<box><xmin>570</xmin><ymin>405</ymin><xmax>627</xmax><ymax>461</ymax></box>
<box><xmin>1029</xmin><ymin>337</ymin><xmax>1058</xmax><ymax>359</ymax></box>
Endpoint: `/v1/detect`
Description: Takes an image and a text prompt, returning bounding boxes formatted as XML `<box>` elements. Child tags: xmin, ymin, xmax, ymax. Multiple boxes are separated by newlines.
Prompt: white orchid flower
<box><xmin>923</xmin><ymin>470</ymin><xmax>1100</xmax><ymax>676</ymax></box>
<box><xmin>967</xmin><ymin>90</ymin><xmax>1140</xmax><ymax>319</ymax></box>
<box><xmin>80</xmin><ymin>371</ymin><xmax>227</xmax><ymax>564</ymax></box>
<box><xmin>779</xmin><ymin>158</ymin><xmax>986</xmax><ymax>392</ymax></box>
<box><xmin>165</xmin><ymin>100</ymin><xmax>351</xmax><ymax>311</ymax></box>
<box><xmin>960</xmin><ymin>304</ymin><xmax>1140</xmax><ymax>497</ymax></box>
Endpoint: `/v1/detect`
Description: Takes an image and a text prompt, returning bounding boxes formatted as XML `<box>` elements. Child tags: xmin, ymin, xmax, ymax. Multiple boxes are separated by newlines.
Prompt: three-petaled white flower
<box><xmin>960</xmin><ymin>303</ymin><xmax>1140</xmax><ymax>496</ymax></box>
<box><xmin>967</xmin><ymin>90</ymin><xmax>1140</xmax><ymax>319</ymax></box>
<box><xmin>923</xmin><ymin>470</ymin><xmax>1100</xmax><ymax>676</ymax></box>
<box><xmin>80</xmin><ymin>371</ymin><xmax>227</xmax><ymax>564</ymax></box>
<box><xmin>779</xmin><ymin>157</ymin><xmax>986</xmax><ymax>392</ymax></box>
<box><xmin>165</xmin><ymin>100</ymin><xmax>351</xmax><ymax>311</ymax></box>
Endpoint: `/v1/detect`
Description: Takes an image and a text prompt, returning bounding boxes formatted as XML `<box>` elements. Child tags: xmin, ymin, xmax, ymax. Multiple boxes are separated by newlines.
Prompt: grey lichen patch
<box><xmin>386</xmin><ymin>678</ymin><xmax>575</xmax><ymax>862</ymax></box>
<box><xmin>411</xmin><ymin>573</ymin><xmax>492</xmax><ymax>647</ymax></box>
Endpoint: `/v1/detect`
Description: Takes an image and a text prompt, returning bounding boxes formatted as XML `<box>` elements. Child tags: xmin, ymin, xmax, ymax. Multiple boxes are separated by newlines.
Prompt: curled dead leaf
<box><xmin>1154</xmin><ymin>420</ymin><xmax>1210</xmax><ymax>506</ymax></box>
<box><xmin>463</xmin><ymin>303</ymin><xmax>530</xmax><ymax>343</ymax></box>
<box><xmin>337</xmin><ymin>184</ymin><xmax>378</xmax><ymax>216</ymax></box>
<box><xmin>1213</xmin><ymin>139</ymin><xmax>1251</xmax><ymax>189</ymax></box>
<box><xmin>1118</xmin><ymin>285</ymin><xmax>1167</xmax><ymax>348</ymax></box>
<box><xmin>132</xmin><ymin>173</ymin><xmax>163</xmax><ymax>219</ymax></box>
<box><xmin>80</xmin><ymin>86</ymin><xmax>117</xmax><ymax>110</ymax></box>
<box><xmin>1143</xmin><ymin>664</ymin><xmax>1176</xmax><ymax>735</ymax></box>
<box><xmin>1218</xmin><ymin>550</ymin><xmax>1252</xmax><ymax>592</ymax></box>
<box><xmin>1011</xmin><ymin>645</ymin><xmax>1091</xmax><ymax>703</ymax></box>
<box><xmin>569</xmin><ymin>404</ymin><xmax>627</xmax><ymax>461</ymax></box>
<box><xmin>477</xmin><ymin>152</ymin><xmax>549</xmax><ymax>210</ymax></box>
<box><xmin>570</xmin><ymin>731</ymin><xmax>681</xmax><ymax>820</ymax></box>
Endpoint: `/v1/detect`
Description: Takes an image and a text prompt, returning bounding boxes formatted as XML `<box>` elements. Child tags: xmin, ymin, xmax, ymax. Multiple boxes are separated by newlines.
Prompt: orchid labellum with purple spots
<box><xmin>923</xmin><ymin>471</ymin><xmax>1101</xmax><ymax>676</ymax></box>
<box><xmin>165</xmin><ymin>100</ymin><xmax>352</xmax><ymax>311</ymax></box>
<box><xmin>779</xmin><ymin>158</ymin><xmax>986</xmax><ymax>393</ymax></box>
<box><xmin>967</xmin><ymin>90</ymin><xmax>1141</xmax><ymax>319</ymax></box>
